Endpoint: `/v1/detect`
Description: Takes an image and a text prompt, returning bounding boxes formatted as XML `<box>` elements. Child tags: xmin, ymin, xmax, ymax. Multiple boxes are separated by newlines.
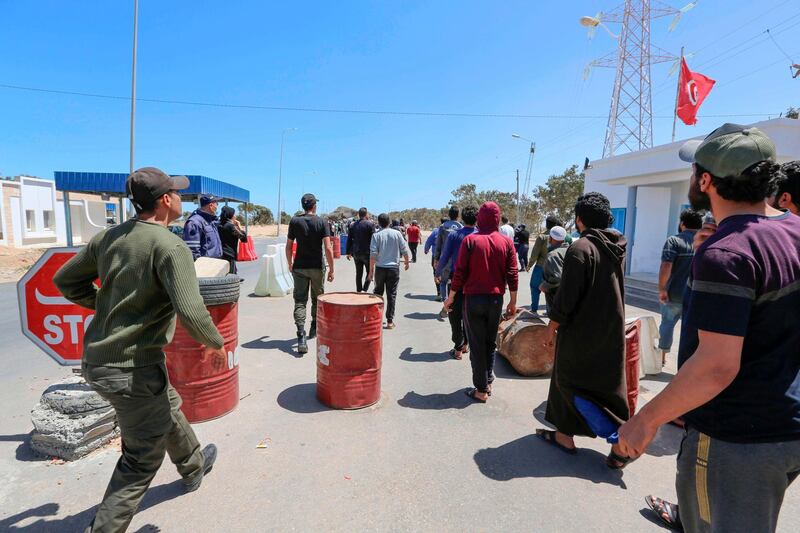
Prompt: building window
<box><xmin>25</xmin><ymin>210</ymin><xmax>36</xmax><ymax>232</ymax></box>
<box><xmin>43</xmin><ymin>210</ymin><xmax>55</xmax><ymax>230</ymax></box>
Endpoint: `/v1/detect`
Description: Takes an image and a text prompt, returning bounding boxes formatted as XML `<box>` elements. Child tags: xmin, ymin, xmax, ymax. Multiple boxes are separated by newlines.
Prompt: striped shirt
<box><xmin>678</xmin><ymin>211</ymin><xmax>800</xmax><ymax>443</ymax></box>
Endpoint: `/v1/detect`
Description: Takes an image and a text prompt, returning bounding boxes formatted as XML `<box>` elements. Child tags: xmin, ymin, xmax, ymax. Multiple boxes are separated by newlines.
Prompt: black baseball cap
<box><xmin>126</xmin><ymin>167</ymin><xmax>189</xmax><ymax>211</ymax></box>
<box><xmin>301</xmin><ymin>193</ymin><xmax>318</xmax><ymax>209</ymax></box>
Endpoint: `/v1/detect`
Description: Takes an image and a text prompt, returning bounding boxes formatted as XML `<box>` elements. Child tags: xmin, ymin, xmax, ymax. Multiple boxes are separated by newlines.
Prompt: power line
<box><xmin>0</xmin><ymin>83</ymin><xmax>610</xmax><ymax>120</ymax></box>
<box><xmin>0</xmin><ymin>82</ymin><xmax>777</xmax><ymax>122</ymax></box>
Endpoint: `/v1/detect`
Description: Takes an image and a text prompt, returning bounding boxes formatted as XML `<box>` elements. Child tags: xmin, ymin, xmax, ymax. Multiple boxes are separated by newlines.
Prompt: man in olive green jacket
<box><xmin>55</xmin><ymin>168</ymin><xmax>226</xmax><ymax>533</ymax></box>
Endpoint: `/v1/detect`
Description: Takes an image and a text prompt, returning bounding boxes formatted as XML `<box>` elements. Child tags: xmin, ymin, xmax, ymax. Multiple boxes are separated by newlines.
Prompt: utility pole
<box><xmin>516</xmin><ymin>169</ymin><xmax>521</xmax><ymax>224</ymax></box>
<box><xmin>129</xmin><ymin>0</ymin><xmax>138</xmax><ymax>175</ymax></box>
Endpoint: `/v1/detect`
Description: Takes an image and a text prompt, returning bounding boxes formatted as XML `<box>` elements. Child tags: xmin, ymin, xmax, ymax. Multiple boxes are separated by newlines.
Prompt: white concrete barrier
<box><xmin>266</xmin><ymin>252</ymin><xmax>292</xmax><ymax>297</ymax></box>
<box><xmin>268</xmin><ymin>243</ymin><xmax>294</xmax><ymax>289</ymax></box>
<box><xmin>254</xmin><ymin>254</ymin><xmax>271</xmax><ymax>297</ymax></box>
<box><xmin>632</xmin><ymin>315</ymin><xmax>662</xmax><ymax>376</ymax></box>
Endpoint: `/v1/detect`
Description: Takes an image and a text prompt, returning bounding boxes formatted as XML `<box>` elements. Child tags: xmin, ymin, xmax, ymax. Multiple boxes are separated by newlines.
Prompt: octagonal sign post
<box><xmin>17</xmin><ymin>247</ymin><xmax>94</xmax><ymax>366</ymax></box>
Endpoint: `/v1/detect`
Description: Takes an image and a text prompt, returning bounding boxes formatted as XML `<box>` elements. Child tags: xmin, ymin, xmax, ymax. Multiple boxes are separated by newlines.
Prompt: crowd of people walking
<box><xmin>49</xmin><ymin>122</ymin><xmax>800</xmax><ymax>532</ymax></box>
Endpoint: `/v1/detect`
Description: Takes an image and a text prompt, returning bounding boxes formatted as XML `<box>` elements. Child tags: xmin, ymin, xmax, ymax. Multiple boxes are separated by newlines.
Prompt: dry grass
<box><xmin>0</xmin><ymin>246</ymin><xmax>45</xmax><ymax>282</ymax></box>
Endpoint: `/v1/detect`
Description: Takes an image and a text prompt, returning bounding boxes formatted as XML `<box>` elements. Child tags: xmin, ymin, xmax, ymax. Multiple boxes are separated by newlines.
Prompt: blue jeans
<box><xmin>658</xmin><ymin>301</ymin><xmax>682</xmax><ymax>351</ymax></box>
<box><xmin>530</xmin><ymin>265</ymin><xmax>544</xmax><ymax>311</ymax></box>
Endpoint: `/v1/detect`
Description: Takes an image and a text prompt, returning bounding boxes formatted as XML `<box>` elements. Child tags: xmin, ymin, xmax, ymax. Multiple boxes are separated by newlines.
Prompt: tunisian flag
<box><xmin>676</xmin><ymin>58</ymin><xmax>715</xmax><ymax>126</ymax></box>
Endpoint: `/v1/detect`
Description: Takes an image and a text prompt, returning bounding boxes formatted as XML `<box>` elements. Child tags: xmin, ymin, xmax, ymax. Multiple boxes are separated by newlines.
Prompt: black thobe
<box><xmin>545</xmin><ymin>228</ymin><xmax>629</xmax><ymax>437</ymax></box>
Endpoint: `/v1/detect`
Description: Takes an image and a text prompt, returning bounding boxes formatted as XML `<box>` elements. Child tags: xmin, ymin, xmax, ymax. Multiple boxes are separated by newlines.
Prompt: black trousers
<box><xmin>448</xmin><ymin>290</ymin><xmax>466</xmax><ymax>350</ymax></box>
<box><xmin>409</xmin><ymin>242</ymin><xmax>418</xmax><ymax>262</ymax></box>
<box><xmin>354</xmin><ymin>254</ymin><xmax>371</xmax><ymax>292</ymax></box>
<box><xmin>373</xmin><ymin>267</ymin><xmax>400</xmax><ymax>322</ymax></box>
<box><xmin>463</xmin><ymin>294</ymin><xmax>503</xmax><ymax>393</ymax></box>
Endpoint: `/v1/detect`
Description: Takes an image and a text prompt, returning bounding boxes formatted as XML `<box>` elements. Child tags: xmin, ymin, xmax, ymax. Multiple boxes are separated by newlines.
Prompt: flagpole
<box><xmin>671</xmin><ymin>46</ymin><xmax>684</xmax><ymax>143</ymax></box>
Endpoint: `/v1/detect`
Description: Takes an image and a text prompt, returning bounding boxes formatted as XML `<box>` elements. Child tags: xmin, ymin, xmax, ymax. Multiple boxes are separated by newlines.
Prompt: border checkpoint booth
<box><xmin>48</xmin><ymin>171</ymin><xmax>252</xmax><ymax>424</ymax></box>
<box><xmin>54</xmin><ymin>171</ymin><xmax>250</xmax><ymax>246</ymax></box>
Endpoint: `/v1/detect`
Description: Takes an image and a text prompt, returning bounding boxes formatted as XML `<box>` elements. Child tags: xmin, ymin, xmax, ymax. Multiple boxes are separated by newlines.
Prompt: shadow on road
<box><xmin>403</xmin><ymin>312</ymin><xmax>442</xmax><ymax>320</ymax></box>
<box><xmin>643</xmin><ymin>424</ymin><xmax>682</xmax><ymax>457</ymax></box>
<box><xmin>530</xmin><ymin>401</ymin><xmax>682</xmax><ymax>457</ymax></box>
<box><xmin>0</xmin><ymin>480</ymin><xmax>182</xmax><ymax>531</ymax></box>
<box><xmin>276</xmin><ymin>383</ymin><xmax>331</xmax><ymax>414</ymax></box>
<box><xmin>492</xmin><ymin>355</ymin><xmax>549</xmax><ymax>381</ymax></box>
<box><xmin>637</xmin><ymin>507</ymin><xmax>673</xmax><ymax>530</ymax></box>
<box><xmin>396</xmin><ymin>389</ymin><xmax>475</xmax><ymax>410</ymax></box>
<box><xmin>474</xmin><ymin>434</ymin><xmax>626</xmax><ymax>488</ymax></box>
<box><xmin>398</xmin><ymin>347</ymin><xmax>451</xmax><ymax>363</ymax></box>
<box><xmin>641</xmin><ymin>372</ymin><xmax>676</xmax><ymax>384</ymax></box>
<box><xmin>403</xmin><ymin>293</ymin><xmax>438</xmax><ymax>302</ymax></box>
<box><xmin>241</xmin><ymin>336</ymin><xmax>300</xmax><ymax>358</ymax></box>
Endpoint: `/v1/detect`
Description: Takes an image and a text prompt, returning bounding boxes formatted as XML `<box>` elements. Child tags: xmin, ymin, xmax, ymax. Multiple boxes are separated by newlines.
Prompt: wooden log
<box><xmin>496</xmin><ymin>310</ymin><xmax>554</xmax><ymax>376</ymax></box>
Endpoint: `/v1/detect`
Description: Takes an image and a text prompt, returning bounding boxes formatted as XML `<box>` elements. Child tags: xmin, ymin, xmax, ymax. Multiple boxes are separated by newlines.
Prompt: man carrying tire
<box><xmin>54</xmin><ymin>167</ymin><xmax>226</xmax><ymax>532</ymax></box>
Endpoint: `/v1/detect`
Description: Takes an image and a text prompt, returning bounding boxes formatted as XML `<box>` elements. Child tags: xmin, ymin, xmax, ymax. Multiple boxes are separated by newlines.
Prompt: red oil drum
<box><xmin>165</xmin><ymin>303</ymin><xmax>240</xmax><ymax>422</ymax></box>
<box><xmin>316</xmin><ymin>293</ymin><xmax>383</xmax><ymax>409</ymax></box>
<box><xmin>332</xmin><ymin>237</ymin><xmax>341</xmax><ymax>259</ymax></box>
<box><xmin>624</xmin><ymin>319</ymin><xmax>641</xmax><ymax>417</ymax></box>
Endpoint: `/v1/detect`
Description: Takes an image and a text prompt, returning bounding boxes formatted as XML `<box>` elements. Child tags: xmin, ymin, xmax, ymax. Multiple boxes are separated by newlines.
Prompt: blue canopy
<box><xmin>54</xmin><ymin>171</ymin><xmax>250</xmax><ymax>203</ymax></box>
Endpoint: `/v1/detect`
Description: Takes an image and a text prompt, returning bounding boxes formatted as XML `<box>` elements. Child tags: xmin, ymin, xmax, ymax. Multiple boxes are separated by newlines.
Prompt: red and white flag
<box><xmin>676</xmin><ymin>57</ymin><xmax>715</xmax><ymax>126</ymax></box>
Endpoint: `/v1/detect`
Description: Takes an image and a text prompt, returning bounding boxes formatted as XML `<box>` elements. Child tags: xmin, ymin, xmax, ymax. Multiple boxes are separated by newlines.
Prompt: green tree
<box><xmin>448</xmin><ymin>184</ymin><xmax>540</xmax><ymax>229</ymax></box>
<box><xmin>532</xmin><ymin>165</ymin><xmax>585</xmax><ymax>231</ymax></box>
<box><xmin>236</xmin><ymin>203</ymin><xmax>273</xmax><ymax>225</ymax></box>
<box><xmin>280</xmin><ymin>211</ymin><xmax>291</xmax><ymax>225</ymax></box>
<box><xmin>787</xmin><ymin>106</ymin><xmax>799</xmax><ymax>119</ymax></box>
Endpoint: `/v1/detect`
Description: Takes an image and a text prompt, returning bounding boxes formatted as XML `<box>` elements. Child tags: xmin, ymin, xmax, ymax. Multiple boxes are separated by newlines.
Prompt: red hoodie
<box><xmin>450</xmin><ymin>202</ymin><xmax>519</xmax><ymax>295</ymax></box>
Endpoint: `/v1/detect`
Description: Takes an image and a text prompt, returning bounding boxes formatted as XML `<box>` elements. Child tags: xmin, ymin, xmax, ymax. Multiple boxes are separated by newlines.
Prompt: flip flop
<box><xmin>450</xmin><ymin>349</ymin><xmax>462</xmax><ymax>360</ymax></box>
<box><xmin>644</xmin><ymin>495</ymin><xmax>683</xmax><ymax>531</ymax></box>
<box><xmin>464</xmin><ymin>388</ymin><xmax>487</xmax><ymax>403</ymax></box>
<box><xmin>535</xmin><ymin>429</ymin><xmax>577</xmax><ymax>455</ymax></box>
<box><xmin>606</xmin><ymin>449</ymin><xmax>636</xmax><ymax>470</ymax></box>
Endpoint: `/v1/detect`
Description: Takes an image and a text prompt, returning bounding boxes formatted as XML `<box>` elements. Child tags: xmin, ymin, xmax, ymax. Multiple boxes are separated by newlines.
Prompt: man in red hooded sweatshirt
<box><xmin>445</xmin><ymin>202</ymin><xmax>518</xmax><ymax>403</ymax></box>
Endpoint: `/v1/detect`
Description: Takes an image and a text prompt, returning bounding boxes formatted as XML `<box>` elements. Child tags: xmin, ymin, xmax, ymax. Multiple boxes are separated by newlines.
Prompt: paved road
<box><xmin>1</xmin><ymin>238</ymin><xmax>798</xmax><ymax>532</ymax></box>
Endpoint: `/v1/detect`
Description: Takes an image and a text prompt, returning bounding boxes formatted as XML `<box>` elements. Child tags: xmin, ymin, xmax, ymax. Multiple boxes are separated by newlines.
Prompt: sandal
<box><xmin>450</xmin><ymin>348</ymin><xmax>462</xmax><ymax>360</ymax></box>
<box><xmin>644</xmin><ymin>495</ymin><xmax>683</xmax><ymax>531</ymax></box>
<box><xmin>606</xmin><ymin>449</ymin><xmax>636</xmax><ymax>470</ymax></box>
<box><xmin>464</xmin><ymin>388</ymin><xmax>488</xmax><ymax>403</ymax></box>
<box><xmin>535</xmin><ymin>429</ymin><xmax>577</xmax><ymax>455</ymax></box>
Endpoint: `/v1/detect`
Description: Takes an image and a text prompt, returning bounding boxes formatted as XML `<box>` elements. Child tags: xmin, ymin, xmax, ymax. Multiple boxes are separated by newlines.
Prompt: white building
<box><xmin>0</xmin><ymin>175</ymin><xmax>110</xmax><ymax>248</ymax></box>
<box><xmin>584</xmin><ymin>118</ymin><xmax>800</xmax><ymax>281</ymax></box>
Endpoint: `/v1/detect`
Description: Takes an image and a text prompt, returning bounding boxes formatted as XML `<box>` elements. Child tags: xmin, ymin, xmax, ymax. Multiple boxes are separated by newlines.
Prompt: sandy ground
<box><xmin>0</xmin><ymin>246</ymin><xmax>45</xmax><ymax>282</ymax></box>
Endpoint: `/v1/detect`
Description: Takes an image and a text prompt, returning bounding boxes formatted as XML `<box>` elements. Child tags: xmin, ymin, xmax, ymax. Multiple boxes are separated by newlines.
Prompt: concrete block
<box><xmin>30</xmin><ymin>402</ymin><xmax>118</xmax><ymax>460</ymax></box>
<box><xmin>40</xmin><ymin>376</ymin><xmax>111</xmax><ymax>415</ymax></box>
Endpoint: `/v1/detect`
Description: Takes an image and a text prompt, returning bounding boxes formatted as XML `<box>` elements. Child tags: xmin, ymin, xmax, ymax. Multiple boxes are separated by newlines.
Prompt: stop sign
<box><xmin>17</xmin><ymin>247</ymin><xmax>94</xmax><ymax>366</ymax></box>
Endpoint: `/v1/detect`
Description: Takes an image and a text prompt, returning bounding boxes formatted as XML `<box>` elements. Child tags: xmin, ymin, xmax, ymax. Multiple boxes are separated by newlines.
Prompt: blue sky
<box><xmin>1</xmin><ymin>0</ymin><xmax>798</xmax><ymax>215</ymax></box>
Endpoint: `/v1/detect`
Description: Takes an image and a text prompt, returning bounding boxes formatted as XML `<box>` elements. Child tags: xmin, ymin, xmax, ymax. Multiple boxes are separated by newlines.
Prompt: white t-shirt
<box><xmin>499</xmin><ymin>224</ymin><xmax>519</xmax><ymax>268</ymax></box>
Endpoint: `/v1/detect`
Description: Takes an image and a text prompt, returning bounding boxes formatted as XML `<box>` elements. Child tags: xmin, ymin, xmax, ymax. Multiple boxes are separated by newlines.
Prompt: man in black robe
<box><xmin>538</xmin><ymin>192</ymin><xmax>630</xmax><ymax>467</ymax></box>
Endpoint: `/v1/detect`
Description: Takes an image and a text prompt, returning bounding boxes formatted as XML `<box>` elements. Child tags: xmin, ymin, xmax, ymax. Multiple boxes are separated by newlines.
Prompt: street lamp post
<box><xmin>276</xmin><ymin>128</ymin><xmax>296</xmax><ymax>237</ymax></box>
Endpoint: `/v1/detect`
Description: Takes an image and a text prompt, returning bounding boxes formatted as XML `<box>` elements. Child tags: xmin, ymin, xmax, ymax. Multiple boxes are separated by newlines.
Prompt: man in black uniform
<box><xmin>346</xmin><ymin>207</ymin><xmax>375</xmax><ymax>292</ymax></box>
<box><xmin>286</xmin><ymin>193</ymin><xmax>335</xmax><ymax>354</ymax></box>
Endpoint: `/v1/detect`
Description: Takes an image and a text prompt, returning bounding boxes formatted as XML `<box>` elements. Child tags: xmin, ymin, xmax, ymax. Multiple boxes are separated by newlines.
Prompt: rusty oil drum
<box><xmin>332</xmin><ymin>236</ymin><xmax>342</xmax><ymax>258</ymax></box>
<box><xmin>165</xmin><ymin>302</ymin><xmax>240</xmax><ymax>423</ymax></box>
<box><xmin>316</xmin><ymin>293</ymin><xmax>383</xmax><ymax>409</ymax></box>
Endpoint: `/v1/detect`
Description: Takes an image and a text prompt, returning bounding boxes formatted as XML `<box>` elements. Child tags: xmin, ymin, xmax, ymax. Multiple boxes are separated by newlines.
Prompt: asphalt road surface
<box><xmin>1</xmin><ymin>238</ymin><xmax>798</xmax><ymax>532</ymax></box>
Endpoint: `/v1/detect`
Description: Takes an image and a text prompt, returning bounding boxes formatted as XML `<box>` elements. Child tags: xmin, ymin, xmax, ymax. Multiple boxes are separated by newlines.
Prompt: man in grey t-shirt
<box><xmin>368</xmin><ymin>213</ymin><xmax>410</xmax><ymax>329</ymax></box>
<box><xmin>657</xmin><ymin>209</ymin><xmax>701</xmax><ymax>365</ymax></box>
